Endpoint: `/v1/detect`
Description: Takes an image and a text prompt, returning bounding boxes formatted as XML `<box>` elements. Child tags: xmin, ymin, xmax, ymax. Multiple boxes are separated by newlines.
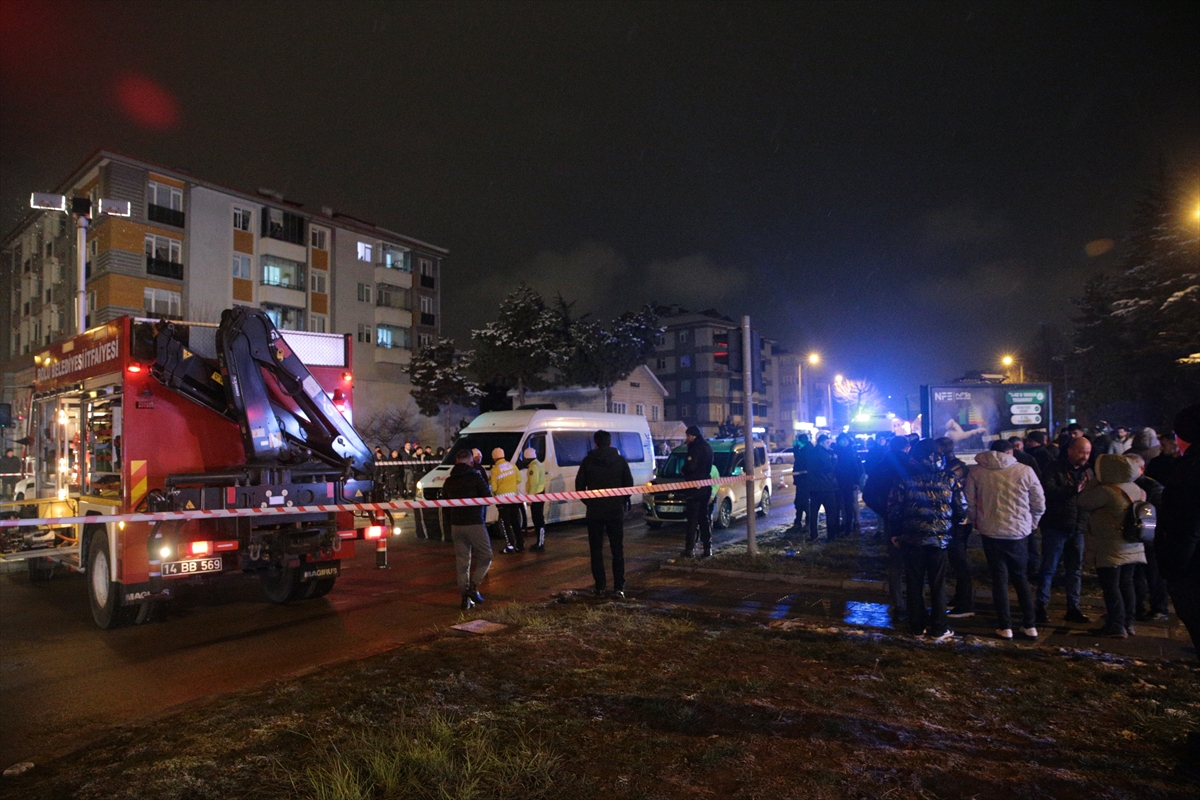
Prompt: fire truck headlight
<box><xmin>159</xmin><ymin>545</ymin><xmax>172</xmax><ymax>559</ymax></box>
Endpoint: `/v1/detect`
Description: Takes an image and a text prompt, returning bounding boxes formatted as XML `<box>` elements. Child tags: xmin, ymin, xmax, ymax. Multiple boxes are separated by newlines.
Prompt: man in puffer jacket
<box><xmin>887</xmin><ymin>439</ymin><xmax>967</xmax><ymax>641</ymax></box>
<box><xmin>1078</xmin><ymin>454</ymin><xmax>1147</xmax><ymax>638</ymax></box>
<box><xmin>965</xmin><ymin>439</ymin><xmax>1046</xmax><ymax>640</ymax></box>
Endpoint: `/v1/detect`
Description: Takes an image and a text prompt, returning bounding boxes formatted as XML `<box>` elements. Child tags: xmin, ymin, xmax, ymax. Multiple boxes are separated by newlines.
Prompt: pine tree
<box><xmin>1072</xmin><ymin>181</ymin><xmax>1200</xmax><ymax>425</ymax></box>
<box><xmin>469</xmin><ymin>284</ymin><xmax>560</xmax><ymax>407</ymax></box>
<box><xmin>554</xmin><ymin>304</ymin><xmax>662</xmax><ymax>411</ymax></box>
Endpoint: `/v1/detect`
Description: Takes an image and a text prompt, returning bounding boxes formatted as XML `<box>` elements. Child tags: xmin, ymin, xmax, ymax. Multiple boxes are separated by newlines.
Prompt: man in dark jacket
<box><xmin>834</xmin><ymin>434</ymin><xmax>864</xmax><ymax>534</ymax></box>
<box><xmin>440</xmin><ymin>448</ymin><xmax>493</xmax><ymax>609</ymax></box>
<box><xmin>1158</xmin><ymin>404</ymin><xmax>1200</xmax><ymax>659</ymax></box>
<box><xmin>888</xmin><ymin>438</ymin><xmax>967</xmax><ymax>640</ymax></box>
<box><xmin>788</xmin><ymin>433</ymin><xmax>812</xmax><ymax>531</ymax></box>
<box><xmin>1035</xmin><ymin>436</ymin><xmax>1093</xmax><ymax>624</ymax></box>
<box><xmin>864</xmin><ymin>434</ymin><xmax>912</xmax><ymax>618</ymax></box>
<box><xmin>576</xmin><ymin>430</ymin><xmax>634</xmax><ymax>597</ymax></box>
<box><xmin>807</xmin><ymin>435</ymin><xmax>841</xmax><ymax>542</ymax></box>
<box><xmin>680</xmin><ymin>425</ymin><xmax>715</xmax><ymax>558</ymax></box>
<box><xmin>1024</xmin><ymin>431</ymin><xmax>1055</xmax><ymax>476</ymax></box>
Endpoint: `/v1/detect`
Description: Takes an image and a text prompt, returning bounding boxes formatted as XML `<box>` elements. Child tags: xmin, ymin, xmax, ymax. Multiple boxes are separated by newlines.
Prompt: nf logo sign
<box><xmin>933</xmin><ymin>391</ymin><xmax>972</xmax><ymax>402</ymax></box>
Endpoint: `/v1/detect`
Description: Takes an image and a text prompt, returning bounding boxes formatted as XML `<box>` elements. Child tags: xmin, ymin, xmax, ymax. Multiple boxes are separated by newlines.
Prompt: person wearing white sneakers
<box><xmin>965</xmin><ymin>439</ymin><xmax>1046</xmax><ymax>641</ymax></box>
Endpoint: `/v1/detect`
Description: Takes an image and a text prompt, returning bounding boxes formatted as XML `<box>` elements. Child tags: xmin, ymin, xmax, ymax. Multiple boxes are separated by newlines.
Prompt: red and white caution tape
<box><xmin>0</xmin><ymin>475</ymin><xmax>747</xmax><ymax>529</ymax></box>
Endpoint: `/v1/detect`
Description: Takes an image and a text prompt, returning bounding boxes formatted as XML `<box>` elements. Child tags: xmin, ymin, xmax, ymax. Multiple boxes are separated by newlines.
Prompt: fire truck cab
<box><xmin>6</xmin><ymin>308</ymin><xmax>379</xmax><ymax>628</ymax></box>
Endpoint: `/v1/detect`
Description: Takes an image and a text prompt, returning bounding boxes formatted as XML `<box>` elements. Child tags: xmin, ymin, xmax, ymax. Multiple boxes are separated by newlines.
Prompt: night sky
<box><xmin>2</xmin><ymin>1</ymin><xmax>1197</xmax><ymax>407</ymax></box>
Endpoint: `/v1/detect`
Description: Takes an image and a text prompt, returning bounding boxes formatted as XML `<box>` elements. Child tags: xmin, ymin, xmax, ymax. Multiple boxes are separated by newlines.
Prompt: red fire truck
<box><xmin>3</xmin><ymin>308</ymin><xmax>380</xmax><ymax>628</ymax></box>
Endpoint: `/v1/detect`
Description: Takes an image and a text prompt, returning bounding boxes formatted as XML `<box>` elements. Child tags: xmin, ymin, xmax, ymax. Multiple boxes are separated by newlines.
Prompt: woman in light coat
<box><xmin>1078</xmin><ymin>454</ymin><xmax>1147</xmax><ymax>638</ymax></box>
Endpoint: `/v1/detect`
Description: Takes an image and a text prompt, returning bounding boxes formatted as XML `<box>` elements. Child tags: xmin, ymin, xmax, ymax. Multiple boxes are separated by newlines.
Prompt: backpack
<box><xmin>1113</xmin><ymin>487</ymin><xmax>1156</xmax><ymax>543</ymax></box>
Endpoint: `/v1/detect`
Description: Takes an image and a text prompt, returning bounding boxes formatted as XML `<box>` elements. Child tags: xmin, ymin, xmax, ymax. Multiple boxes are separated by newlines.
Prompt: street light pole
<box><xmin>74</xmin><ymin>210</ymin><xmax>89</xmax><ymax>334</ymax></box>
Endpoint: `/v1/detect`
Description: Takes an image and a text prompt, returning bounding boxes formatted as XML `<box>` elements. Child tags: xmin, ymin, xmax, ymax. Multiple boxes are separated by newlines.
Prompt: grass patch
<box><xmin>5</xmin><ymin>602</ymin><xmax>1198</xmax><ymax>800</ymax></box>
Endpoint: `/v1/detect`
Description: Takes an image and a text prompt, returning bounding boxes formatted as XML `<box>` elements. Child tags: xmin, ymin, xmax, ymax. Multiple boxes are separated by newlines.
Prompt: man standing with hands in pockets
<box><xmin>576</xmin><ymin>430</ymin><xmax>633</xmax><ymax>598</ymax></box>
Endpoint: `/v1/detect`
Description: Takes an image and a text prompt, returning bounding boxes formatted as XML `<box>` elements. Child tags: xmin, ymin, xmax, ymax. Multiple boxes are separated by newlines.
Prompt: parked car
<box><xmin>644</xmin><ymin>438</ymin><xmax>770</xmax><ymax>529</ymax></box>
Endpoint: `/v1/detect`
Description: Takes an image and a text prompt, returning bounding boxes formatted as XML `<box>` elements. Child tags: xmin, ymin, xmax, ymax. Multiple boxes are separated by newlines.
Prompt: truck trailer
<box><xmin>2</xmin><ymin>307</ymin><xmax>381</xmax><ymax>628</ymax></box>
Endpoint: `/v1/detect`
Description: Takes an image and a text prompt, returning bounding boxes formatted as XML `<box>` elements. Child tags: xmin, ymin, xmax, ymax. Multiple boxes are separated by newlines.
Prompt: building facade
<box><xmin>0</xmin><ymin>149</ymin><xmax>445</xmax><ymax>436</ymax></box>
<box><xmin>649</xmin><ymin>307</ymin><xmax>777</xmax><ymax>441</ymax></box>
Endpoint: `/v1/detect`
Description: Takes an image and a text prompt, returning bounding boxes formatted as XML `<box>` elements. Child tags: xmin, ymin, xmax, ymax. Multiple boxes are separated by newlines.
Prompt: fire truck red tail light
<box><xmin>342</xmin><ymin>372</ymin><xmax>352</xmax><ymax>383</ymax></box>
<box><xmin>364</xmin><ymin>525</ymin><xmax>384</xmax><ymax>540</ymax></box>
<box><xmin>332</xmin><ymin>389</ymin><xmax>346</xmax><ymax>412</ymax></box>
<box><xmin>190</xmin><ymin>541</ymin><xmax>213</xmax><ymax>556</ymax></box>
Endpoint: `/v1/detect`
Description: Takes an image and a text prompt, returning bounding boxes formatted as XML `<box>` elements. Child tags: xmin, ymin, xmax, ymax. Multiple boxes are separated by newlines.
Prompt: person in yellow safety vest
<box><xmin>524</xmin><ymin>447</ymin><xmax>548</xmax><ymax>551</ymax></box>
<box><xmin>491</xmin><ymin>447</ymin><xmax>523</xmax><ymax>553</ymax></box>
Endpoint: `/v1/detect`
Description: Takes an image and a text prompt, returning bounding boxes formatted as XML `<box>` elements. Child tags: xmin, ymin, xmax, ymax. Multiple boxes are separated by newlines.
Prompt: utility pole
<box><xmin>742</xmin><ymin>315</ymin><xmax>756</xmax><ymax>556</ymax></box>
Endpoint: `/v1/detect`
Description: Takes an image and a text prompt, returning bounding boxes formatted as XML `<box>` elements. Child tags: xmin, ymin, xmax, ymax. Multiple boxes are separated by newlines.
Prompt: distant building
<box><xmin>510</xmin><ymin>364</ymin><xmax>677</xmax><ymax>440</ymax></box>
<box><xmin>0</xmin><ymin>149</ymin><xmax>445</xmax><ymax>430</ymax></box>
<box><xmin>648</xmin><ymin>307</ymin><xmax>777</xmax><ymax>441</ymax></box>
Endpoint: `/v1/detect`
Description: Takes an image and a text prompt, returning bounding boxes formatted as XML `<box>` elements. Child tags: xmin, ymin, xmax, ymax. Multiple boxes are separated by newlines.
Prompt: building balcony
<box><xmin>374</xmin><ymin>345</ymin><xmax>412</xmax><ymax>366</ymax></box>
<box><xmin>420</xmin><ymin>312</ymin><xmax>436</xmax><ymax>327</ymax></box>
<box><xmin>146</xmin><ymin>256</ymin><xmax>183</xmax><ymax>280</ymax></box>
<box><xmin>420</xmin><ymin>274</ymin><xmax>436</xmax><ymax>289</ymax></box>
<box><xmin>147</xmin><ymin>204</ymin><xmax>185</xmax><ymax>228</ymax></box>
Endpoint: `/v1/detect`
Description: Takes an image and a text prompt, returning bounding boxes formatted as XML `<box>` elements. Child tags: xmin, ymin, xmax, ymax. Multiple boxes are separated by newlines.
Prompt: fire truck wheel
<box><xmin>259</xmin><ymin>565</ymin><xmax>305</xmax><ymax>603</ymax></box>
<box><xmin>27</xmin><ymin>557</ymin><xmax>55</xmax><ymax>582</ymax></box>
<box><xmin>304</xmin><ymin>577</ymin><xmax>337</xmax><ymax>599</ymax></box>
<box><xmin>88</xmin><ymin>534</ymin><xmax>133</xmax><ymax>629</ymax></box>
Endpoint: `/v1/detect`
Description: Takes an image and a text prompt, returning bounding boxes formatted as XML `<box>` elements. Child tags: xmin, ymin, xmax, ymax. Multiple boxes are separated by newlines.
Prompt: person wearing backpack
<box><xmin>1078</xmin><ymin>454</ymin><xmax>1147</xmax><ymax>638</ymax></box>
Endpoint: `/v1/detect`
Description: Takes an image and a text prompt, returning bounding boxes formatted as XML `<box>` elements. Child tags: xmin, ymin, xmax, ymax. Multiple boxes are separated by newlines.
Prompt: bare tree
<box><xmin>357</xmin><ymin>403</ymin><xmax>421</xmax><ymax>451</ymax></box>
<box><xmin>833</xmin><ymin>377</ymin><xmax>883</xmax><ymax>419</ymax></box>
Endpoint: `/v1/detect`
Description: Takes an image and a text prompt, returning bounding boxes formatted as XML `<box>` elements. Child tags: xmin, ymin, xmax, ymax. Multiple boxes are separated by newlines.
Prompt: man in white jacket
<box><xmin>965</xmin><ymin>439</ymin><xmax>1047</xmax><ymax>640</ymax></box>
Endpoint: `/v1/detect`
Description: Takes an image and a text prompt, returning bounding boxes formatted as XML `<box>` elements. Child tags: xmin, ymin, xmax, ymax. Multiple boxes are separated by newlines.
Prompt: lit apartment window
<box><xmin>232</xmin><ymin>255</ymin><xmax>252</xmax><ymax>279</ymax></box>
<box><xmin>310</xmin><ymin>227</ymin><xmax>328</xmax><ymax>250</ymax></box>
<box><xmin>262</xmin><ymin>303</ymin><xmax>304</xmax><ymax>331</ymax></box>
<box><xmin>376</xmin><ymin>323</ymin><xmax>412</xmax><ymax>350</ymax></box>
<box><xmin>357</xmin><ymin>283</ymin><xmax>372</xmax><ymax>303</ymax></box>
<box><xmin>144</xmin><ymin>287</ymin><xmax>182</xmax><ymax>319</ymax></box>
<box><xmin>680</xmin><ymin>355</ymin><xmax>692</xmax><ymax>368</ymax></box>
<box><xmin>261</xmin><ymin>256</ymin><xmax>306</xmax><ymax>290</ymax></box>
<box><xmin>384</xmin><ymin>247</ymin><xmax>410</xmax><ymax>271</ymax></box>
<box><xmin>233</xmin><ymin>206</ymin><xmax>252</xmax><ymax>231</ymax></box>
<box><xmin>612</xmin><ymin>402</ymin><xmax>627</xmax><ymax>414</ymax></box>
<box><xmin>357</xmin><ymin>242</ymin><xmax>373</xmax><ymax>262</ymax></box>
<box><xmin>310</xmin><ymin>272</ymin><xmax>327</xmax><ymax>294</ymax></box>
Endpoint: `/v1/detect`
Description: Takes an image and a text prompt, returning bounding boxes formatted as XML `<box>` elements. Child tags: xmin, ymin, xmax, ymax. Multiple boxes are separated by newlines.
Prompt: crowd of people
<box><xmin>788</xmin><ymin>405</ymin><xmax>1200</xmax><ymax>654</ymax></box>
<box><xmin>371</xmin><ymin>442</ymin><xmax>445</xmax><ymax>499</ymax></box>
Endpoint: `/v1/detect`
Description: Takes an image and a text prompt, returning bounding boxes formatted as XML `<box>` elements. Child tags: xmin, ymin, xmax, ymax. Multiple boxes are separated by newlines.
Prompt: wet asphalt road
<box><xmin>0</xmin><ymin>494</ymin><xmax>790</xmax><ymax>768</ymax></box>
<box><xmin>2</xmin><ymin>487</ymin><xmax>1194</xmax><ymax>769</ymax></box>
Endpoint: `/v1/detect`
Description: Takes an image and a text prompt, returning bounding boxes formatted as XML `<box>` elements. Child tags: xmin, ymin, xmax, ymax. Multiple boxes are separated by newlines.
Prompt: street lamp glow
<box><xmin>834</xmin><ymin>374</ymin><xmax>844</xmax><ymax>383</ymax></box>
<box><xmin>808</xmin><ymin>353</ymin><xmax>820</xmax><ymax>365</ymax></box>
<box><xmin>1002</xmin><ymin>355</ymin><xmax>1014</xmax><ymax>367</ymax></box>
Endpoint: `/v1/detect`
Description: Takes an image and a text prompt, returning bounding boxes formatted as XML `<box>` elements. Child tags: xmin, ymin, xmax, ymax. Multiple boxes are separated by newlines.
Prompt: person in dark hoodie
<box><xmin>887</xmin><ymin>438</ymin><xmax>967</xmax><ymax>641</ymax></box>
<box><xmin>576</xmin><ymin>430</ymin><xmax>634</xmax><ymax>597</ymax></box>
<box><xmin>440</xmin><ymin>448</ymin><xmax>494</xmax><ymax>610</ymax></box>
<box><xmin>807</xmin><ymin>434</ymin><xmax>841</xmax><ymax>542</ymax></box>
<box><xmin>680</xmin><ymin>425</ymin><xmax>715</xmax><ymax>558</ymax></box>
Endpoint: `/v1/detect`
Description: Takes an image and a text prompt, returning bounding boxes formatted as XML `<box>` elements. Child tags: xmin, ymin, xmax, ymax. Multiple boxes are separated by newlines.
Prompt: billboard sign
<box><xmin>921</xmin><ymin>383</ymin><xmax>1052</xmax><ymax>456</ymax></box>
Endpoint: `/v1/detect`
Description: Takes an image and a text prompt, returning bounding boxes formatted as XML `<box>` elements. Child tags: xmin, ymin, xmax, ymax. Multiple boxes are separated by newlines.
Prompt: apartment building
<box><xmin>0</xmin><ymin>149</ymin><xmax>444</xmax><ymax>427</ymax></box>
<box><xmin>649</xmin><ymin>307</ymin><xmax>777</xmax><ymax>440</ymax></box>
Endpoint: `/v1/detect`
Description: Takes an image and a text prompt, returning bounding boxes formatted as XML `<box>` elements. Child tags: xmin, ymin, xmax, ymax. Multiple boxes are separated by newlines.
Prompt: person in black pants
<box><xmin>808</xmin><ymin>435</ymin><xmax>840</xmax><ymax>541</ymax></box>
<box><xmin>789</xmin><ymin>434</ymin><xmax>812</xmax><ymax>531</ymax></box>
<box><xmin>680</xmin><ymin>426</ymin><xmax>715</xmax><ymax>558</ymax></box>
<box><xmin>576</xmin><ymin>430</ymin><xmax>633</xmax><ymax>597</ymax></box>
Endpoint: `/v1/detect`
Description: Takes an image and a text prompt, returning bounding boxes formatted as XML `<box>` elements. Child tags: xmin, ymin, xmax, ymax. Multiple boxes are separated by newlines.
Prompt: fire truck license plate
<box><xmin>162</xmin><ymin>558</ymin><xmax>223</xmax><ymax>576</ymax></box>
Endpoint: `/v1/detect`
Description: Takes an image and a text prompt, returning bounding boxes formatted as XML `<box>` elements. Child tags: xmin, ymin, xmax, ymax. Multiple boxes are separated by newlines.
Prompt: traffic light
<box><xmin>713</xmin><ymin>331</ymin><xmax>730</xmax><ymax>368</ymax></box>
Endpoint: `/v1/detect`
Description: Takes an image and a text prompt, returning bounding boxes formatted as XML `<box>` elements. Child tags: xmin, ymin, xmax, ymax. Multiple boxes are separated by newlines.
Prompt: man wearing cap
<box><xmin>680</xmin><ymin>425</ymin><xmax>715</xmax><ymax>558</ymax></box>
<box><xmin>1157</xmin><ymin>404</ymin><xmax>1200</xmax><ymax>659</ymax></box>
<box><xmin>490</xmin><ymin>447</ymin><xmax>522</xmax><ymax>553</ymax></box>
